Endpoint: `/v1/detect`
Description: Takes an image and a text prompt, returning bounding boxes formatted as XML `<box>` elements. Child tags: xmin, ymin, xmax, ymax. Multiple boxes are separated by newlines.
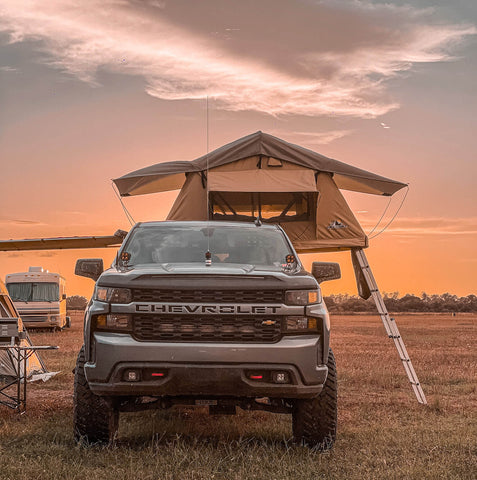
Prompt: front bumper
<box><xmin>21</xmin><ymin>314</ymin><xmax>63</xmax><ymax>328</ymax></box>
<box><xmin>85</xmin><ymin>332</ymin><xmax>327</xmax><ymax>398</ymax></box>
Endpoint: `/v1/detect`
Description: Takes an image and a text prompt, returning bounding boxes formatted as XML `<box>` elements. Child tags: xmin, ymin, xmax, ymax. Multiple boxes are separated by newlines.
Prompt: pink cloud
<box><xmin>0</xmin><ymin>0</ymin><xmax>475</xmax><ymax>117</ymax></box>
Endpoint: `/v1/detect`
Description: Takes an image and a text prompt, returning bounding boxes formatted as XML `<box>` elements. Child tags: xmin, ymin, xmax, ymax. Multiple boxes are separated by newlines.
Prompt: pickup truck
<box><xmin>73</xmin><ymin>221</ymin><xmax>340</xmax><ymax>449</ymax></box>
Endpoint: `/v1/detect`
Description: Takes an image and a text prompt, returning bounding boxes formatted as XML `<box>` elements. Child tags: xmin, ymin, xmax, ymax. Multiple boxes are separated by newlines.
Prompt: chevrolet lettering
<box><xmin>135</xmin><ymin>304</ymin><xmax>282</xmax><ymax>314</ymax></box>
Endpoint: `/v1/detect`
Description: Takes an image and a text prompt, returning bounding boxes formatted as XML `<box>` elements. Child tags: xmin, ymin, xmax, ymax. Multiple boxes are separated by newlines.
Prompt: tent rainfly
<box><xmin>114</xmin><ymin>131</ymin><xmax>407</xmax><ymax>253</ymax></box>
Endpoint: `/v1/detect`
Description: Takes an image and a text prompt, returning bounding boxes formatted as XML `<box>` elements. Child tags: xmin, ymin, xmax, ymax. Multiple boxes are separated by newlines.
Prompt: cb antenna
<box><xmin>205</xmin><ymin>95</ymin><xmax>211</xmax><ymax>266</ymax></box>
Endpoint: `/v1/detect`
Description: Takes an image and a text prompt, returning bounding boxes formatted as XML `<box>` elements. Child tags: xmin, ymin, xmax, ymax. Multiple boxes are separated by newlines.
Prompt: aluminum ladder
<box><xmin>352</xmin><ymin>248</ymin><xmax>427</xmax><ymax>404</ymax></box>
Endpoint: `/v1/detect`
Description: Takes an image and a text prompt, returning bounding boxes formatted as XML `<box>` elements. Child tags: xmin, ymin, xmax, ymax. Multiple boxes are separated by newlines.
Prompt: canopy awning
<box><xmin>114</xmin><ymin>131</ymin><xmax>407</xmax><ymax>197</ymax></box>
<box><xmin>0</xmin><ymin>232</ymin><xmax>125</xmax><ymax>251</ymax></box>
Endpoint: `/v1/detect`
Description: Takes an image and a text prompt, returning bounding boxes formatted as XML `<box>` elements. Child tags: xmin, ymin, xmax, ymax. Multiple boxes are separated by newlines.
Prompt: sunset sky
<box><xmin>1</xmin><ymin>0</ymin><xmax>476</xmax><ymax>299</ymax></box>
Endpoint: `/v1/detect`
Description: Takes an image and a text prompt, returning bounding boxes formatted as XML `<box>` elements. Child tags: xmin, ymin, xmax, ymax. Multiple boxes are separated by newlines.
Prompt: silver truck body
<box><xmin>74</xmin><ymin>221</ymin><xmax>338</xmax><ymax>447</ymax></box>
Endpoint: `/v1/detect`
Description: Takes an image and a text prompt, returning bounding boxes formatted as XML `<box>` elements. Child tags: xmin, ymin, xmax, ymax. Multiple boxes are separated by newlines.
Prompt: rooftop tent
<box><xmin>113</xmin><ymin>132</ymin><xmax>407</xmax><ymax>253</ymax></box>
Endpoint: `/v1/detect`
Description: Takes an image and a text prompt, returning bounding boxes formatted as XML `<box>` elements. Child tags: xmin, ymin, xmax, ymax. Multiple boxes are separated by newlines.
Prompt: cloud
<box><xmin>0</xmin><ymin>217</ymin><xmax>46</xmax><ymax>226</ymax></box>
<box><xmin>0</xmin><ymin>65</ymin><xmax>17</xmax><ymax>72</ymax></box>
<box><xmin>6</xmin><ymin>252</ymin><xmax>25</xmax><ymax>258</ymax></box>
<box><xmin>280</xmin><ymin>129</ymin><xmax>354</xmax><ymax>145</ymax></box>
<box><xmin>362</xmin><ymin>217</ymin><xmax>477</xmax><ymax>236</ymax></box>
<box><xmin>0</xmin><ymin>0</ymin><xmax>475</xmax><ymax>117</ymax></box>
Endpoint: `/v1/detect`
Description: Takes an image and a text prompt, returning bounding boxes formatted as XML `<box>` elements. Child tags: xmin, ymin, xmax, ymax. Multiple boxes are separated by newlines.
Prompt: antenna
<box><xmin>206</xmin><ymin>95</ymin><xmax>210</xmax><ymax>219</ymax></box>
<box><xmin>205</xmin><ymin>95</ymin><xmax>211</xmax><ymax>265</ymax></box>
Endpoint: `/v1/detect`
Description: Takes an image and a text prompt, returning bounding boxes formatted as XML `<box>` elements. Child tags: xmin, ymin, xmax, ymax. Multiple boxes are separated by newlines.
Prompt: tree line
<box><xmin>323</xmin><ymin>292</ymin><xmax>477</xmax><ymax>313</ymax></box>
<box><xmin>67</xmin><ymin>292</ymin><xmax>477</xmax><ymax>313</ymax></box>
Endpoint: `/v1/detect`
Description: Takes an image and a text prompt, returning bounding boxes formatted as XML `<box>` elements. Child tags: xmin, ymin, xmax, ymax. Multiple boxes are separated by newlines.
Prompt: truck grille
<box><xmin>133</xmin><ymin>315</ymin><xmax>283</xmax><ymax>343</ymax></box>
<box><xmin>132</xmin><ymin>289</ymin><xmax>283</xmax><ymax>304</ymax></box>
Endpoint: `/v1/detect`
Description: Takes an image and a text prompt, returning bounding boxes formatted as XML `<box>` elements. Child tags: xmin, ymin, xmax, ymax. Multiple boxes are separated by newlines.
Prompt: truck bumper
<box><xmin>21</xmin><ymin>315</ymin><xmax>64</xmax><ymax>329</ymax></box>
<box><xmin>86</xmin><ymin>332</ymin><xmax>327</xmax><ymax>399</ymax></box>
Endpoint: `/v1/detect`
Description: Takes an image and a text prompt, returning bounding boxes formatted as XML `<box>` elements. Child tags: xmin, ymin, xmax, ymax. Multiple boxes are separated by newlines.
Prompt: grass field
<box><xmin>0</xmin><ymin>312</ymin><xmax>475</xmax><ymax>480</ymax></box>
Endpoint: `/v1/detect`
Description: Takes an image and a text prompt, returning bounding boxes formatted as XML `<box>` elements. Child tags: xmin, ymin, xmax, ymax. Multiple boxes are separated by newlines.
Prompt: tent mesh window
<box><xmin>209</xmin><ymin>192</ymin><xmax>317</xmax><ymax>223</ymax></box>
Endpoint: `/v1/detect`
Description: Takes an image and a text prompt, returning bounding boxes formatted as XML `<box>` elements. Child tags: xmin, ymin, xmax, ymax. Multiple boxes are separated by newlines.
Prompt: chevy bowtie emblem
<box><xmin>261</xmin><ymin>320</ymin><xmax>276</xmax><ymax>326</ymax></box>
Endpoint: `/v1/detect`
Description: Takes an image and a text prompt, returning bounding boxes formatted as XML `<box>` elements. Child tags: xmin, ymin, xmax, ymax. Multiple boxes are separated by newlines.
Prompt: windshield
<box><xmin>6</xmin><ymin>282</ymin><xmax>60</xmax><ymax>302</ymax></box>
<box><xmin>123</xmin><ymin>224</ymin><xmax>294</xmax><ymax>266</ymax></box>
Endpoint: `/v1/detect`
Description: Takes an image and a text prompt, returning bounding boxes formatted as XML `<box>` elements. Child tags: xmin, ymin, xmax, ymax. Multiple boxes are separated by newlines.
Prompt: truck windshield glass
<box><xmin>124</xmin><ymin>225</ymin><xmax>293</xmax><ymax>266</ymax></box>
<box><xmin>6</xmin><ymin>282</ymin><xmax>60</xmax><ymax>302</ymax></box>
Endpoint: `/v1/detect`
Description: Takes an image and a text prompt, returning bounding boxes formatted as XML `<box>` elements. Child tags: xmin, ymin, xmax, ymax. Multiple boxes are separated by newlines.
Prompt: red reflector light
<box><xmin>151</xmin><ymin>373</ymin><xmax>165</xmax><ymax>377</ymax></box>
<box><xmin>250</xmin><ymin>375</ymin><xmax>263</xmax><ymax>380</ymax></box>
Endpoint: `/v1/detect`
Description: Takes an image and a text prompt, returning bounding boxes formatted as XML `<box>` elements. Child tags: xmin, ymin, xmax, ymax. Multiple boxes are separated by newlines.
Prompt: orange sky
<box><xmin>1</xmin><ymin>0</ymin><xmax>476</xmax><ymax>299</ymax></box>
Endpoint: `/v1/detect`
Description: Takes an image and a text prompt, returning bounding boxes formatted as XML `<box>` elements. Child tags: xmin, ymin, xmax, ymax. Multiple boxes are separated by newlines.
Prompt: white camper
<box><xmin>5</xmin><ymin>267</ymin><xmax>69</xmax><ymax>330</ymax></box>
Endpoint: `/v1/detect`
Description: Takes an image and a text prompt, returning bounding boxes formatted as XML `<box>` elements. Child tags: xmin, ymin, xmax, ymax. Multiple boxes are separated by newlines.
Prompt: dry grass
<box><xmin>0</xmin><ymin>312</ymin><xmax>475</xmax><ymax>480</ymax></box>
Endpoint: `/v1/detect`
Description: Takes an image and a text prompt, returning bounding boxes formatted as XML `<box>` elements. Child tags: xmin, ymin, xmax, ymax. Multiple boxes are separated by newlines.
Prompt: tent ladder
<box><xmin>352</xmin><ymin>248</ymin><xmax>427</xmax><ymax>404</ymax></box>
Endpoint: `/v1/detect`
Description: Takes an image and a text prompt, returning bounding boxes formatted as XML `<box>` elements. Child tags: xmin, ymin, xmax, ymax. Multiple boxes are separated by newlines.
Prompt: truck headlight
<box><xmin>96</xmin><ymin>314</ymin><xmax>132</xmax><ymax>331</ymax></box>
<box><xmin>285</xmin><ymin>289</ymin><xmax>321</xmax><ymax>305</ymax></box>
<box><xmin>95</xmin><ymin>287</ymin><xmax>132</xmax><ymax>304</ymax></box>
<box><xmin>285</xmin><ymin>316</ymin><xmax>318</xmax><ymax>331</ymax></box>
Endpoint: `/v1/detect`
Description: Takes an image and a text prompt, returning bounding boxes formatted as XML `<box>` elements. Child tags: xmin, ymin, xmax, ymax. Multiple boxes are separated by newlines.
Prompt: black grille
<box><xmin>133</xmin><ymin>315</ymin><xmax>283</xmax><ymax>343</ymax></box>
<box><xmin>132</xmin><ymin>289</ymin><xmax>284</xmax><ymax>304</ymax></box>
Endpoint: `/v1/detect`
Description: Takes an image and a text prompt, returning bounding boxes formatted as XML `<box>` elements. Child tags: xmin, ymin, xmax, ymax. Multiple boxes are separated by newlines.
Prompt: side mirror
<box><xmin>62</xmin><ymin>293</ymin><xmax>67</xmax><ymax>300</ymax></box>
<box><xmin>75</xmin><ymin>258</ymin><xmax>104</xmax><ymax>281</ymax></box>
<box><xmin>312</xmin><ymin>262</ymin><xmax>341</xmax><ymax>284</ymax></box>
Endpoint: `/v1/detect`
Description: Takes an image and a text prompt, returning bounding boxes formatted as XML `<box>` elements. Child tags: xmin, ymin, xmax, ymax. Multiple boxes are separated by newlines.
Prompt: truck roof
<box><xmin>135</xmin><ymin>220</ymin><xmax>280</xmax><ymax>231</ymax></box>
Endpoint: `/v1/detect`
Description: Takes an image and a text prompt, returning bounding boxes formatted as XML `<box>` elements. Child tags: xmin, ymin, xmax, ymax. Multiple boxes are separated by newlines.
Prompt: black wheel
<box><xmin>292</xmin><ymin>348</ymin><xmax>338</xmax><ymax>450</ymax></box>
<box><xmin>73</xmin><ymin>346</ymin><xmax>119</xmax><ymax>445</ymax></box>
<box><xmin>66</xmin><ymin>316</ymin><xmax>71</xmax><ymax>328</ymax></box>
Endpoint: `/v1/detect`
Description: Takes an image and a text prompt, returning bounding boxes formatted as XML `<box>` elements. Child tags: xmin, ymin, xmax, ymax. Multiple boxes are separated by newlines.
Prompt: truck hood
<box><xmin>97</xmin><ymin>262</ymin><xmax>317</xmax><ymax>290</ymax></box>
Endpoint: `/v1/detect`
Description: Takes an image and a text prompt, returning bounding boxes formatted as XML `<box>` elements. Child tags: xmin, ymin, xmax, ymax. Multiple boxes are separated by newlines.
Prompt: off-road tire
<box><xmin>292</xmin><ymin>348</ymin><xmax>337</xmax><ymax>450</ymax></box>
<box><xmin>73</xmin><ymin>346</ymin><xmax>119</xmax><ymax>445</ymax></box>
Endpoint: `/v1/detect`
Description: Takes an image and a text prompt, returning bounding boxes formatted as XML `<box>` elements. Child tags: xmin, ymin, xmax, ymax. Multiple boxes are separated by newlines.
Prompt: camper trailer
<box><xmin>5</xmin><ymin>267</ymin><xmax>69</xmax><ymax>330</ymax></box>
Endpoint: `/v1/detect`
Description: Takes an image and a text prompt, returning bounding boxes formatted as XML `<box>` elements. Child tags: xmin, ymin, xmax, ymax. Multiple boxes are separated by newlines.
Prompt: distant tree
<box><xmin>323</xmin><ymin>292</ymin><xmax>477</xmax><ymax>313</ymax></box>
<box><xmin>67</xmin><ymin>295</ymin><xmax>88</xmax><ymax>310</ymax></box>
<box><xmin>398</xmin><ymin>294</ymin><xmax>424</xmax><ymax>312</ymax></box>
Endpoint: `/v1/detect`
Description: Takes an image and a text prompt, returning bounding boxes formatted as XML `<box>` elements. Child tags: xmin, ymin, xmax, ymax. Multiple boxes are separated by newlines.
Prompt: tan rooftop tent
<box><xmin>114</xmin><ymin>132</ymin><xmax>427</xmax><ymax>403</ymax></box>
<box><xmin>114</xmin><ymin>131</ymin><xmax>407</xmax><ymax>252</ymax></box>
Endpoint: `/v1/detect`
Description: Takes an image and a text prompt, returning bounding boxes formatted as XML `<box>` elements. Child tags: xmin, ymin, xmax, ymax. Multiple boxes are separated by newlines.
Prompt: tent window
<box><xmin>209</xmin><ymin>192</ymin><xmax>316</xmax><ymax>223</ymax></box>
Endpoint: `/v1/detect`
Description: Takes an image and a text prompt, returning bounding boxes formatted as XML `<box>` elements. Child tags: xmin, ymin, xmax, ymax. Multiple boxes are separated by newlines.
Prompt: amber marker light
<box><xmin>96</xmin><ymin>315</ymin><xmax>107</xmax><ymax>327</ymax></box>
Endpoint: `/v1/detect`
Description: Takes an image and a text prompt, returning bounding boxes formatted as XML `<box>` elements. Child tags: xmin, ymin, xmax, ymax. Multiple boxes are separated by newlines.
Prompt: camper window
<box><xmin>6</xmin><ymin>282</ymin><xmax>60</xmax><ymax>302</ymax></box>
<box><xmin>210</xmin><ymin>191</ymin><xmax>316</xmax><ymax>223</ymax></box>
